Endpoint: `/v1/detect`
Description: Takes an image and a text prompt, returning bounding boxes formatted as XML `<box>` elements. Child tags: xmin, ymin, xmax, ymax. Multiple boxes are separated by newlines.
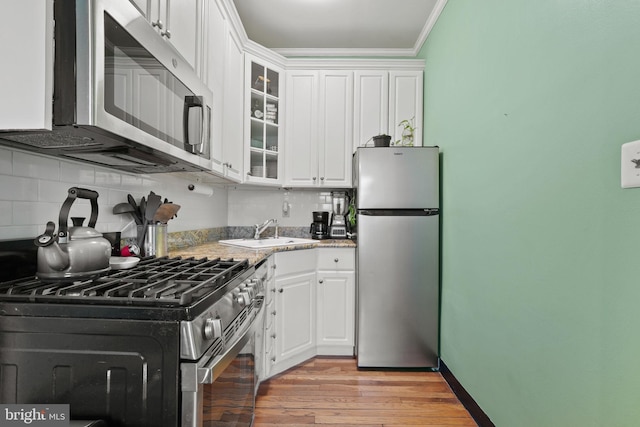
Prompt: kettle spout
<box><xmin>42</xmin><ymin>242</ymin><xmax>70</xmax><ymax>271</ymax></box>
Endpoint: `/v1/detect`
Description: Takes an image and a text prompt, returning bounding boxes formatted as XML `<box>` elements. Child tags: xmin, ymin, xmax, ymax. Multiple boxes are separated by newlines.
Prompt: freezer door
<box><xmin>354</xmin><ymin>147</ymin><xmax>439</xmax><ymax>209</ymax></box>
<box><xmin>356</xmin><ymin>211</ymin><xmax>439</xmax><ymax>368</ymax></box>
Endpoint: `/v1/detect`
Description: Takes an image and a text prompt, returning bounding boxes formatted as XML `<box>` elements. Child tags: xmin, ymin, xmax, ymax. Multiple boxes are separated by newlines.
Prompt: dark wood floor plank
<box><xmin>254</xmin><ymin>357</ymin><xmax>477</xmax><ymax>426</ymax></box>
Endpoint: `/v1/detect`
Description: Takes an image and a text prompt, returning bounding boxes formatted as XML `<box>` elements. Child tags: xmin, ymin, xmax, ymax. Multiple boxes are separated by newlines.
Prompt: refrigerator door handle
<box><xmin>359</xmin><ymin>209</ymin><xmax>439</xmax><ymax>216</ymax></box>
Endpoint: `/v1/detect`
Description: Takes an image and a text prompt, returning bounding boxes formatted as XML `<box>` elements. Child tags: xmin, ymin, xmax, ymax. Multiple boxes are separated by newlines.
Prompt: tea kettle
<box><xmin>34</xmin><ymin>187</ymin><xmax>111</xmax><ymax>282</ymax></box>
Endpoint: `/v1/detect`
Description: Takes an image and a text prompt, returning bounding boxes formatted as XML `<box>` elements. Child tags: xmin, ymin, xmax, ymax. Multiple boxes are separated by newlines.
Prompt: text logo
<box><xmin>0</xmin><ymin>405</ymin><xmax>69</xmax><ymax>427</ymax></box>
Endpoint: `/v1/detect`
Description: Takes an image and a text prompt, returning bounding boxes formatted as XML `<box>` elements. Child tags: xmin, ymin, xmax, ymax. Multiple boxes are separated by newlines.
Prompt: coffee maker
<box><xmin>310</xmin><ymin>211</ymin><xmax>330</xmax><ymax>240</ymax></box>
<box><xmin>329</xmin><ymin>191</ymin><xmax>349</xmax><ymax>239</ymax></box>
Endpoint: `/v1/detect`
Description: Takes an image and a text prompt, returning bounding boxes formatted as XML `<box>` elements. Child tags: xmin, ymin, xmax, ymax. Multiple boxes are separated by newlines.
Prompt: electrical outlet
<box><xmin>621</xmin><ymin>140</ymin><xmax>640</xmax><ymax>188</ymax></box>
<box><xmin>282</xmin><ymin>201</ymin><xmax>290</xmax><ymax>218</ymax></box>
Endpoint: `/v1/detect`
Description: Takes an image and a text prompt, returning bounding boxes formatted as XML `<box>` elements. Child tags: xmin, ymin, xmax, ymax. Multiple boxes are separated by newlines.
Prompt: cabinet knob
<box><xmin>271</xmin><ymin>310</ymin><xmax>277</xmax><ymax>316</ymax></box>
<box><xmin>152</xmin><ymin>20</ymin><xmax>163</xmax><ymax>29</ymax></box>
<box><xmin>271</xmin><ymin>357</ymin><xmax>276</xmax><ymax>363</ymax></box>
<box><xmin>319</xmin><ymin>279</ymin><xmax>324</xmax><ymax>284</ymax></box>
<box><xmin>334</xmin><ymin>258</ymin><xmax>339</xmax><ymax>263</ymax></box>
<box><xmin>278</xmin><ymin>288</ymin><xmax>283</xmax><ymax>293</ymax></box>
<box><xmin>320</xmin><ymin>177</ymin><xmax>325</xmax><ymax>181</ymax></box>
<box><xmin>161</xmin><ymin>29</ymin><xmax>171</xmax><ymax>39</ymax></box>
<box><xmin>270</xmin><ymin>288</ymin><xmax>276</xmax><ymax>293</ymax></box>
<box><xmin>313</xmin><ymin>177</ymin><xmax>317</xmax><ymax>181</ymax></box>
<box><xmin>271</xmin><ymin>333</ymin><xmax>276</xmax><ymax>339</ymax></box>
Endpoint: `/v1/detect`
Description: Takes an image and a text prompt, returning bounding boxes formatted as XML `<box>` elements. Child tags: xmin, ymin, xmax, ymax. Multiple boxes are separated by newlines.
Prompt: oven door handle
<box><xmin>197</xmin><ymin>305</ymin><xmax>262</xmax><ymax>384</ymax></box>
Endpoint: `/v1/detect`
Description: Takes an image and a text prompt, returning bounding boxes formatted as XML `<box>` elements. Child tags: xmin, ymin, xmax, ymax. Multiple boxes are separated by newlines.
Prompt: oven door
<box><xmin>182</xmin><ymin>303</ymin><xmax>264</xmax><ymax>427</ymax></box>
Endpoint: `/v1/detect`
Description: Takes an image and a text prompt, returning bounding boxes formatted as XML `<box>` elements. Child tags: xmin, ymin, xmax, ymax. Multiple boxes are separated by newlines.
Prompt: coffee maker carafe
<box><xmin>329</xmin><ymin>191</ymin><xmax>349</xmax><ymax>239</ymax></box>
<box><xmin>310</xmin><ymin>211</ymin><xmax>330</xmax><ymax>240</ymax></box>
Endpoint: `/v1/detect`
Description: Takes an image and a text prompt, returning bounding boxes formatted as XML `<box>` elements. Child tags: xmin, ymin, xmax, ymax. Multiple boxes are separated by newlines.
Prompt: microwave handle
<box><xmin>183</xmin><ymin>95</ymin><xmax>204</xmax><ymax>153</ymax></box>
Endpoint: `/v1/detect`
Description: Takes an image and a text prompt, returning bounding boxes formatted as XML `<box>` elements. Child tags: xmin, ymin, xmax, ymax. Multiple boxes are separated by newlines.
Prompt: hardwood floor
<box><xmin>254</xmin><ymin>357</ymin><xmax>478</xmax><ymax>427</ymax></box>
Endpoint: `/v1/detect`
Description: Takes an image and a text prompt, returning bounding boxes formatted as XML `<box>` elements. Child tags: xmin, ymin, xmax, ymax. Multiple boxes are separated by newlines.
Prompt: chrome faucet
<box><xmin>254</xmin><ymin>218</ymin><xmax>278</xmax><ymax>239</ymax></box>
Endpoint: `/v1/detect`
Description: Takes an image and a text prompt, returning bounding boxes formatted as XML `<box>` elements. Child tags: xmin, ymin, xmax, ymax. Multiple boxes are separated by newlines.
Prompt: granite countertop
<box><xmin>170</xmin><ymin>239</ymin><xmax>356</xmax><ymax>266</ymax></box>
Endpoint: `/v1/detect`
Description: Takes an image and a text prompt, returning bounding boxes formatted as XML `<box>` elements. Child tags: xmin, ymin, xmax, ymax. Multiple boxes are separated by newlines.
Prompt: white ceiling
<box><xmin>231</xmin><ymin>0</ymin><xmax>448</xmax><ymax>57</ymax></box>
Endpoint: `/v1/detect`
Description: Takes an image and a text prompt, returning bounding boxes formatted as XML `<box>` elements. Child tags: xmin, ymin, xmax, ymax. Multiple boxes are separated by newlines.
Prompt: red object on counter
<box><xmin>120</xmin><ymin>244</ymin><xmax>140</xmax><ymax>257</ymax></box>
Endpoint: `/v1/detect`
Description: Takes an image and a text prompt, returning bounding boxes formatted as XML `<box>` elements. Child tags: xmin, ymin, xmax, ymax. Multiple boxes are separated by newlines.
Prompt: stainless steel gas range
<box><xmin>0</xmin><ymin>241</ymin><xmax>265</xmax><ymax>427</ymax></box>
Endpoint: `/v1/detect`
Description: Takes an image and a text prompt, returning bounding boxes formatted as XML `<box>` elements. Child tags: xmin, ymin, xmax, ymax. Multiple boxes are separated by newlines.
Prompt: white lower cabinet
<box><xmin>270</xmin><ymin>250</ymin><xmax>317</xmax><ymax>377</ymax></box>
<box><xmin>265</xmin><ymin>247</ymin><xmax>355</xmax><ymax>380</ymax></box>
<box><xmin>316</xmin><ymin>248</ymin><xmax>355</xmax><ymax>355</ymax></box>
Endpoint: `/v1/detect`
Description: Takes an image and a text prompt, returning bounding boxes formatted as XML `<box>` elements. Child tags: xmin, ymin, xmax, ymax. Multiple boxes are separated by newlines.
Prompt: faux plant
<box><xmin>394</xmin><ymin>117</ymin><xmax>416</xmax><ymax>146</ymax></box>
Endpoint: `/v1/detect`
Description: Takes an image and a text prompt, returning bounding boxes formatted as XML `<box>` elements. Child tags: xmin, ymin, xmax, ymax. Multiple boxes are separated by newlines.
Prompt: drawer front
<box><xmin>274</xmin><ymin>249</ymin><xmax>317</xmax><ymax>277</ymax></box>
<box><xmin>317</xmin><ymin>248</ymin><xmax>355</xmax><ymax>271</ymax></box>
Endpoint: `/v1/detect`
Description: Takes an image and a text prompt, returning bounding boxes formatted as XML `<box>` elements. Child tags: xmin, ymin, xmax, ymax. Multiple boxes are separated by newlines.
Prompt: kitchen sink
<box><xmin>218</xmin><ymin>237</ymin><xmax>317</xmax><ymax>249</ymax></box>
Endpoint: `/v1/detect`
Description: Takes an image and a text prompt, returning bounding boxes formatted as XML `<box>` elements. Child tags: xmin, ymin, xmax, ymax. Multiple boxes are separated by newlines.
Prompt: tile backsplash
<box><xmin>0</xmin><ymin>147</ymin><xmax>228</xmax><ymax>240</ymax></box>
<box><xmin>0</xmin><ymin>147</ymin><xmax>347</xmax><ymax>242</ymax></box>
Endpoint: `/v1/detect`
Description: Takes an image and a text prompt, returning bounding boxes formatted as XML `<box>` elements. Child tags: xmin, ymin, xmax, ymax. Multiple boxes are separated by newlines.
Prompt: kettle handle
<box><xmin>58</xmin><ymin>187</ymin><xmax>100</xmax><ymax>238</ymax></box>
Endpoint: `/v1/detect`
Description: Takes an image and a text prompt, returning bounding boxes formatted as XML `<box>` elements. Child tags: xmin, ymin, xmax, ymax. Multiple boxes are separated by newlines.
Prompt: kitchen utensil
<box><xmin>34</xmin><ymin>187</ymin><xmax>111</xmax><ymax>281</ymax></box>
<box><xmin>137</xmin><ymin>192</ymin><xmax>163</xmax><ymax>254</ymax></box>
<box><xmin>145</xmin><ymin>192</ymin><xmax>163</xmax><ymax>222</ymax></box>
<box><xmin>153</xmin><ymin>203</ymin><xmax>181</xmax><ymax>224</ymax></box>
<box><xmin>127</xmin><ymin>194</ymin><xmax>143</xmax><ymax>224</ymax></box>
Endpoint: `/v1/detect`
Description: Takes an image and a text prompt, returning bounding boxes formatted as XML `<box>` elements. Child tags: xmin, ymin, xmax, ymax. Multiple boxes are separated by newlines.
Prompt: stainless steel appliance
<box><xmin>329</xmin><ymin>192</ymin><xmax>349</xmax><ymax>239</ymax></box>
<box><xmin>310</xmin><ymin>211</ymin><xmax>330</xmax><ymax>240</ymax></box>
<box><xmin>0</xmin><ymin>243</ymin><xmax>265</xmax><ymax>427</ymax></box>
<box><xmin>353</xmin><ymin>146</ymin><xmax>440</xmax><ymax>368</ymax></box>
<box><xmin>0</xmin><ymin>0</ymin><xmax>212</xmax><ymax>174</ymax></box>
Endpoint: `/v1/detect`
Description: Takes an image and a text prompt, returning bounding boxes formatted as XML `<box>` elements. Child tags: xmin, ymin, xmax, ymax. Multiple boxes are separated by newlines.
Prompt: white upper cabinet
<box><xmin>284</xmin><ymin>70</ymin><xmax>353</xmax><ymax>188</ymax></box>
<box><xmin>202</xmin><ymin>0</ymin><xmax>244</xmax><ymax>181</ymax></box>
<box><xmin>389</xmin><ymin>70</ymin><xmax>423</xmax><ymax>147</ymax></box>
<box><xmin>284</xmin><ymin>71</ymin><xmax>319</xmax><ymax>187</ymax></box>
<box><xmin>353</xmin><ymin>71</ymin><xmax>389</xmax><ymax>148</ymax></box>
<box><xmin>221</xmin><ymin>26</ymin><xmax>245</xmax><ymax>181</ymax></box>
<box><xmin>353</xmin><ymin>68</ymin><xmax>423</xmax><ymax>150</ymax></box>
<box><xmin>131</xmin><ymin>0</ymin><xmax>203</xmax><ymax>71</ymax></box>
<box><xmin>0</xmin><ymin>1</ymin><xmax>53</xmax><ymax>130</ymax></box>
<box><xmin>244</xmin><ymin>55</ymin><xmax>284</xmax><ymax>184</ymax></box>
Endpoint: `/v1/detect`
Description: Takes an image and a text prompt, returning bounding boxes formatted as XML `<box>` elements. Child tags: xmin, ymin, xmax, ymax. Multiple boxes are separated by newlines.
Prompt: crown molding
<box><xmin>285</xmin><ymin>57</ymin><xmax>425</xmax><ymax>71</ymax></box>
<box><xmin>414</xmin><ymin>0</ymin><xmax>449</xmax><ymax>54</ymax></box>
<box><xmin>220</xmin><ymin>0</ymin><xmax>449</xmax><ymax>59</ymax></box>
<box><xmin>272</xmin><ymin>47</ymin><xmax>419</xmax><ymax>58</ymax></box>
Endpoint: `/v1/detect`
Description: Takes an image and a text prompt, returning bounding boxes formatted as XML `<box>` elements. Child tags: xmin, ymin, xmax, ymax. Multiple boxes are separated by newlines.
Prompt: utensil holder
<box><xmin>141</xmin><ymin>224</ymin><xmax>168</xmax><ymax>257</ymax></box>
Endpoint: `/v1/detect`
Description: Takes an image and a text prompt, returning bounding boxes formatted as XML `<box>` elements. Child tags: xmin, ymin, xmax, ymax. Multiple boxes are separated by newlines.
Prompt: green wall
<box><xmin>418</xmin><ymin>1</ymin><xmax>640</xmax><ymax>426</ymax></box>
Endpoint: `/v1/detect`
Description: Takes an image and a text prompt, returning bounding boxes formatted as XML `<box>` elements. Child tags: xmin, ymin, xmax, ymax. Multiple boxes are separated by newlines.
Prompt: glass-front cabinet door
<box><xmin>245</xmin><ymin>56</ymin><xmax>282</xmax><ymax>183</ymax></box>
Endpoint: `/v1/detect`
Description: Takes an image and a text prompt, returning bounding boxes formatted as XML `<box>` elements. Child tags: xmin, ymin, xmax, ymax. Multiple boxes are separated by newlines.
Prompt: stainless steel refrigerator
<box><xmin>353</xmin><ymin>146</ymin><xmax>440</xmax><ymax>368</ymax></box>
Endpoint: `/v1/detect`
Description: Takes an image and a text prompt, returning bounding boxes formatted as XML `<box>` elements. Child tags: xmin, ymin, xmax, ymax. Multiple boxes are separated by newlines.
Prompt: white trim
<box><xmin>285</xmin><ymin>58</ymin><xmax>425</xmax><ymax>71</ymax></box>
<box><xmin>414</xmin><ymin>0</ymin><xmax>449</xmax><ymax>54</ymax></box>
<box><xmin>272</xmin><ymin>47</ymin><xmax>419</xmax><ymax>58</ymax></box>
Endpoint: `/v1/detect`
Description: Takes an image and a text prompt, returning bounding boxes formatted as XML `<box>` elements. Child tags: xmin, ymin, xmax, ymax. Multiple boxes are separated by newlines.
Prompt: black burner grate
<box><xmin>0</xmin><ymin>256</ymin><xmax>250</xmax><ymax>307</ymax></box>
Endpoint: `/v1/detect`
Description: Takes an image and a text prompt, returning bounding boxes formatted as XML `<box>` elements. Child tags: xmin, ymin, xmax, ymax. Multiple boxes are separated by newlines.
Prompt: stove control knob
<box><xmin>237</xmin><ymin>291</ymin><xmax>251</xmax><ymax>307</ymax></box>
<box><xmin>203</xmin><ymin>318</ymin><xmax>223</xmax><ymax>340</ymax></box>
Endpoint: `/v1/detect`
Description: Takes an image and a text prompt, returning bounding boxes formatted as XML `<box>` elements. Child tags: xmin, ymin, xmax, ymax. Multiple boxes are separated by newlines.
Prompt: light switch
<box><xmin>621</xmin><ymin>140</ymin><xmax>640</xmax><ymax>188</ymax></box>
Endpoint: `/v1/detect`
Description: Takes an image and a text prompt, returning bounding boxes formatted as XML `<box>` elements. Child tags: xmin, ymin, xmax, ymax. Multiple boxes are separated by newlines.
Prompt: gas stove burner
<box><xmin>0</xmin><ymin>256</ymin><xmax>251</xmax><ymax>307</ymax></box>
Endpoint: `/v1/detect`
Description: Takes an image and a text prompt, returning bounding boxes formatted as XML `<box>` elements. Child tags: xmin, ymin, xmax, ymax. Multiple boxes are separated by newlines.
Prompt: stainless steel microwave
<box><xmin>0</xmin><ymin>0</ymin><xmax>212</xmax><ymax>174</ymax></box>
